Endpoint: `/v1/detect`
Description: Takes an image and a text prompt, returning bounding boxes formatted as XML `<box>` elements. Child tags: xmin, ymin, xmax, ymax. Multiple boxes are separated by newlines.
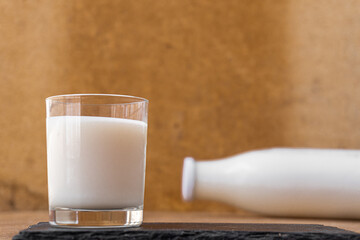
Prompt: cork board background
<box><xmin>1</xmin><ymin>0</ymin><xmax>360</xmax><ymax>212</ymax></box>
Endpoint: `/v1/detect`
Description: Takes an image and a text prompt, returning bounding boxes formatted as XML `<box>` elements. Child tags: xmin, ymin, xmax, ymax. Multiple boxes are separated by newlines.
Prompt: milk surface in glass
<box><xmin>47</xmin><ymin>116</ymin><xmax>147</xmax><ymax>210</ymax></box>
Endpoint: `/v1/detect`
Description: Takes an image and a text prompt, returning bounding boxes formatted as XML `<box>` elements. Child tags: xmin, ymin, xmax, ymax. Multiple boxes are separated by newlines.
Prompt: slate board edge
<box><xmin>12</xmin><ymin>222</ymin><xmax>360</xmax><ymax>240</ymax></box>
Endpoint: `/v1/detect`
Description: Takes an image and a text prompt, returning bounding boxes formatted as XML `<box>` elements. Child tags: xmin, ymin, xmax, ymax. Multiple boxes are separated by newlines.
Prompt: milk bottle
<box><xmin>182</xmin><ymin>148</ymin><xmax>360</xmax><ymax>219</ymax></box>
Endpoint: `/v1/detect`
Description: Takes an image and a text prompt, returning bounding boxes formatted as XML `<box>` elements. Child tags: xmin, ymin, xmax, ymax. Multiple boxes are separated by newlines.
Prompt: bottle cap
<box><xmin>182</xmin><ymin>157</ymin><xmax>196</xmax><ymax>201</ymax></box>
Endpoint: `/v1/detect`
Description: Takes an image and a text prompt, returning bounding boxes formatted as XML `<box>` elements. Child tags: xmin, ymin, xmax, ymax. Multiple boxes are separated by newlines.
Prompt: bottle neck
<box><xmin>194</xmin><ymin>158</ymin><xmax>243</xmax><ymax>203</ymax></box>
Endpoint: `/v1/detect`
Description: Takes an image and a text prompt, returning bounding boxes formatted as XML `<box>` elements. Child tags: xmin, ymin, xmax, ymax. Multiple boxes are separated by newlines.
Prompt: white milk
<box><xmin>47</xmin><ymin>116</ymin><xmax>147</xmax><ymax>210</ymax></box>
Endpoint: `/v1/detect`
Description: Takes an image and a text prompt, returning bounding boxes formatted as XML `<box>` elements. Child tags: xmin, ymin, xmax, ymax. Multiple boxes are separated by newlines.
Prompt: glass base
<box><xmin>49</xmin><ymin>208</ymin><xmax>143</xmax><ymax>228</ymax></box>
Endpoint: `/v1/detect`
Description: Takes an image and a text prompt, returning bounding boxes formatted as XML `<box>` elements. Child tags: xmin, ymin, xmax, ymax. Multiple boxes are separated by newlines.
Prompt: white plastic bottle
<box><xmin>182</xmin><ymin>148</ymin><xmax>360</xmax><ymax>219</ymax></box>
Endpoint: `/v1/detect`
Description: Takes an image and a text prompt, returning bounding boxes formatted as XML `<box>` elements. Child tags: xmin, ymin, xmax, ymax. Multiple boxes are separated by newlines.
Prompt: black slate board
<box><xmin>13</xmin><ymin>222</ymin><xmax>360</xmax><ymax>240</ymax></box>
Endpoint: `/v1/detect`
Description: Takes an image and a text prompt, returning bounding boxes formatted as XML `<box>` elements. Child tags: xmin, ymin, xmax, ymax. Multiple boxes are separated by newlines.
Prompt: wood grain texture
<box><xmin>0</xmin><ymin>1</ymin><xmax>360</xmax><ymax>212</ymax></box>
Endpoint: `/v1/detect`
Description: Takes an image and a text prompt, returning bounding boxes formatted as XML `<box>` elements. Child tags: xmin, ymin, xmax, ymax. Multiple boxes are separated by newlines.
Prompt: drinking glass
<box><xmin>46</xmin><ymin>94</ymin><xmax>148</xmax><ymax>227</ymax></box>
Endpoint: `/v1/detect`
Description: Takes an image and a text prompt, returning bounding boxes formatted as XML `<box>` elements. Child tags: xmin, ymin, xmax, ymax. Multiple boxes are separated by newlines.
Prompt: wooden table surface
<box><xmin>1</xmin><ymin>211</ymin><xmax>360</xmax><ymax>239</ymax></box>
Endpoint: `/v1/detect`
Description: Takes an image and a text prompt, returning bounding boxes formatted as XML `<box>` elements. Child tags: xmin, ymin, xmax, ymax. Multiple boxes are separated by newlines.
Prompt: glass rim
<box><xmin>46</xmin><ymin>94</ymin><xmax>149</xmax><ymax>104</ymax></box>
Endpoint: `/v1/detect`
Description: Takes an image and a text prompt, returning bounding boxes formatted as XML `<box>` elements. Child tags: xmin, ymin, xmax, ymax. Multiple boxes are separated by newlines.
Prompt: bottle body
<box><xmin>182</xmin><ymin>148</ymin><xmax>360</xmax><ymax>219</ymax></box>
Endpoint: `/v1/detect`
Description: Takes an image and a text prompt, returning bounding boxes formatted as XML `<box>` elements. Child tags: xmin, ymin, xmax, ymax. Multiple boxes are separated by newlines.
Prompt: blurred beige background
<box><xmin>0</xmin><ymin>0</ymin><xmax>360</xmax><ymax>212</ymax></box>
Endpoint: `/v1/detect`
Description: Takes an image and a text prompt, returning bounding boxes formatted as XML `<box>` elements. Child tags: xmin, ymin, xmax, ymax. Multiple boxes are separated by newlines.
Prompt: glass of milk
<box><xmin>46</xmin><ymin>94</ymin><xmax>148</xmax><ymax>227</ymax></box>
